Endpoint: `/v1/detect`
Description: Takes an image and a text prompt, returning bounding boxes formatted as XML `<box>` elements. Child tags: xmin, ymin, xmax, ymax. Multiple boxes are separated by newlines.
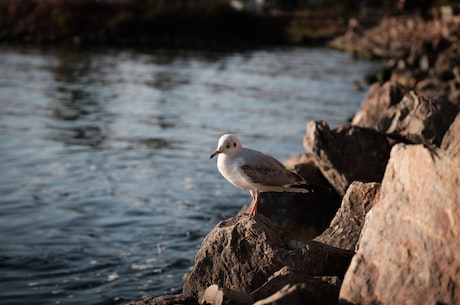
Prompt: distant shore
<box><xmin>0</xmin><ymin>0</ymin><xmax>351</xmax><ymax>48</ymax></box>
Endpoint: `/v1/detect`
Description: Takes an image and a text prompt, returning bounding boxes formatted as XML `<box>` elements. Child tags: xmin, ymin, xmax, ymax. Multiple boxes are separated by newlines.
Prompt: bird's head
<box><xmin>210</xmin><ymin>134</ymin><xmax>242</xmax><ymax>159</ymax></box>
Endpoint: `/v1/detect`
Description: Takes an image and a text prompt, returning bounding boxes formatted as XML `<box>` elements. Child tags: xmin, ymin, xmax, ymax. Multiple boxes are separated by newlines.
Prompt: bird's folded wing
<box><xmin>239</xmin><ymin>153</ymin><xmax>305</xmax><ymax>187</ymax></box>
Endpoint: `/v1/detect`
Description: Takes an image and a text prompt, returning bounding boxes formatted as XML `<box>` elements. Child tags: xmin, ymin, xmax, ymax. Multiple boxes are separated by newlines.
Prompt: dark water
<box><xmin>0</xmin><ymin>46</ymin><xmax>381</xmax><ymax>305</ymax></box>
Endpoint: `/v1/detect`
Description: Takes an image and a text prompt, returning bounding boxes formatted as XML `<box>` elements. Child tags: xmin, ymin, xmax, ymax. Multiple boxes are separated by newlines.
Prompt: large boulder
<box><xmin>339</xmin><ymin>144</ymin><xmax>460</xmax><ymax>305</ymax></box>
<box><xmin>377</xmin><ymin>91</ymin><xmax>458</xmax><ymax>146</ymax></box>
<box><xmin>353</xmin><ymin>86</ymin><xmax>458</xmax><ymax>147</ymax></box>
<box><xmin>314</xmin><ymin>181</ymin><xmax>380</xmax><ymax>251</ymax></box>
<box><xmin>303</xmin><ymin>121</ymin><xmax>392</xmax><ymax>196</ymax></box>
<box><xmin>183</xmin><ymin>215</ymin><xmax>353</xmax><ymax>299</ymax></box>
<box><xmin>351</xmin><ymin>81</ymin><xmax>405</xmax><ymax>129</ymax></box>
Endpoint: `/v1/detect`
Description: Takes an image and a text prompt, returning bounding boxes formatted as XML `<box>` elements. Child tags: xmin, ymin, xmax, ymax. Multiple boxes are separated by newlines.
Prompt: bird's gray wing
<box><xmin>238</xmin><ymin>149</ymin><xmax>305</xmax><ymax>187</ymax></box>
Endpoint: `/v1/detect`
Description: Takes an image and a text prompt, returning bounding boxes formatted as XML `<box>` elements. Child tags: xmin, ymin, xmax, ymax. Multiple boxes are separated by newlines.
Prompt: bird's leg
<box><xmin>249</xmin><ymin>190</ymin><xmax>260</xmax><ymax>216</ymax></box>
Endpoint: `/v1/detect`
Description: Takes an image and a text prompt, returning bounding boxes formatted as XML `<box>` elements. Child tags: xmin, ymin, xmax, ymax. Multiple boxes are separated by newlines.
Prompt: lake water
<box><xmin>0</xmin><ymin>45</ymin><xmax>381</xmax><ymax>305</ymax></box>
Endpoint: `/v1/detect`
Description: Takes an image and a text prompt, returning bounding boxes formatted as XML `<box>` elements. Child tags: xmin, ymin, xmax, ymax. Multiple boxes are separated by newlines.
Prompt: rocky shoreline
<box><xmin>127</xmin><ymin>7</ymin><xmax>460</xmax><ymax>305</ymax></box>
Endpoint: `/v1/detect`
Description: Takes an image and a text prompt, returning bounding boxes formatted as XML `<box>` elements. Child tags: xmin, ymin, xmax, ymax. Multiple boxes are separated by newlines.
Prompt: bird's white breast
<box><xmin>217</xmin><ymin>154</ymin><xmax>252</xmax><ymax>191</ymax></box>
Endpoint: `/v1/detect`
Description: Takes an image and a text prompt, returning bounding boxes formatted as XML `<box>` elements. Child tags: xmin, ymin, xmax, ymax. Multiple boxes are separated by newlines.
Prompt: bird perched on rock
<box><xmin>210</xmin><ymin>134</ymin><xmax>311</xmax><ymax>216</ymax></box>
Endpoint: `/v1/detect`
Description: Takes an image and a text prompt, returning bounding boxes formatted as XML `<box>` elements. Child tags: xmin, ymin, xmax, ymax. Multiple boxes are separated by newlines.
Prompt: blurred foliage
<box><xmin>0</xmin><ymin>0</ymin><xmax>288</xmax><ymax>45</ymax></box>
<box><xmin>0</xmin><ymin>0</ymin><xmax>457</xmax><ymax>46</ymax></box>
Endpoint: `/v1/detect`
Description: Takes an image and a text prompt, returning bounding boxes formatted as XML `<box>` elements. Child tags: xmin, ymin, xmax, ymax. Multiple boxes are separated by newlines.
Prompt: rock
<box><xmin>433</xmin><ymin>42</ymin><xmax>460</xmax><ymax>82</ymax></box>
<box><xmin>237</xmin><ymin>190</ymin><xmax>340</xmax><ymax>241</ymax></box>
<box><xmin>183</xmin><ymin>215</ymin><xmax>353</xmax><ymax>299</ymax></box>
<box><xmin>199</xmin><ymin>285</ymin><xmax>253</xmax><ymax>305</ymax></box>
<box><xmin>251</xmin><ymin>266</ymin><xmax>340</xmax><ymax>305</ymax></box>
<box><xmin>303</xmin><ymin>121</ymin><xmax>392</xmax><ymax>196</ymax></box>
<box><xmin>351</xmin><ymin>81</ymin><xmax>405</xmax><ymax>129</ymax></box>
<box><xmin>314</xmin><ymin>181</ymin><xmax>380</xmax><ymax>251</ymax></box>
<box><xmin>253</xmin><ymin>282</ymin><xmax>337</xmax><ymax>305</ymax></box>
<box><xmin>441</xmin><ymin>112</ymin><xmax>460</xmax><ymax>156</ymax></box>
<box><xmin>331</xmin><ymin>11</ymin><xmax>460</xmax><ymax>108</ymax></box>
<box><xmin>329</xmin><ymin>15</ymin><xmax>443</xmax><ymax>59</ymax></box>
<box><xmin>339</xmin><ymin>144</ymin><xmax>460</xmax><ymax>305</ymax></box>
<box><xmin>448</xmin><ymin>79</ymin><xmax>460</xmax><ymax>108</ymax></box>
<box><xmin>237</xmin><ymin>153</ymin><xmax>342</xmax><ymax>240</ymax></box>
<box><xmin>377</xmin><ymin>91</ymin><xmax>458</xmax><ymax>146</ymax></box>
<box><xmin>353</xmin><ymin>85</ymin><xmax>458</xmax><ymax>147</ymax></box>
<box><xmin>126</xmin><ymin>293</ymin><xmax>198</xmax><ymax>305</ymax></box>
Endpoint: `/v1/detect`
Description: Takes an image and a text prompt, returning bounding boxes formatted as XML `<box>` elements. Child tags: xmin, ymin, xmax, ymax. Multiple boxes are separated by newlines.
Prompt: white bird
<box><xmin>210</xmin><ymin>134</ymin><xmax>311</xmax><ymax>216</ymax></box>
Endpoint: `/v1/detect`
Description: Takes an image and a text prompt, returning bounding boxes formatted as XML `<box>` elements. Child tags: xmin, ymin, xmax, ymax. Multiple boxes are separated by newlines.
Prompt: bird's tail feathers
<box><xmin>288</xmin><ymin>182</ymin><xmax>315</xmax><ymax>193</ymax></box>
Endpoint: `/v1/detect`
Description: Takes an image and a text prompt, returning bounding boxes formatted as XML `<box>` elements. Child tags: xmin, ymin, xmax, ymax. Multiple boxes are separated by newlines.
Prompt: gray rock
<box><xmin>339</xmin><ymin>144</ymin><xmax>460</xmax><ymax>305</ymax></box>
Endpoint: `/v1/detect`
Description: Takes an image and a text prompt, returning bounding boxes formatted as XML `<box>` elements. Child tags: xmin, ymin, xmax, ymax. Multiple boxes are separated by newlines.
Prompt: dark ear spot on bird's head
<box><xmin>233</xmin><ymin>142</ymin><xmax>237</xmax><ymax>147</ymax></box>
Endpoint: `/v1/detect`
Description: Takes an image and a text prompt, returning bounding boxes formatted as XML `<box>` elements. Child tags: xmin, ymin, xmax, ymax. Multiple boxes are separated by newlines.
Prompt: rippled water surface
<box><xmin>0</xmin><ymin>46</ymin><xmax>381</xmax><ymax>305</ymax></box>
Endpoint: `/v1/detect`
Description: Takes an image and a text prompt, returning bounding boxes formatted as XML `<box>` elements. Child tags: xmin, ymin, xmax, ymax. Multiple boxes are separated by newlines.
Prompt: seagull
<box><xmin>210</xmin><ymin>134</ymin><xmax>311</xmax><ymax>216</ymax></box>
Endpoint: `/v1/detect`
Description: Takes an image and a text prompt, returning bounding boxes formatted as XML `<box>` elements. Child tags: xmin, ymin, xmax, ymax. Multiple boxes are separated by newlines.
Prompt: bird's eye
<box><xmin>226</xmin><ymin>144</ymin><xmax>230</xmax><ymax>149</ymax></box>
<box><xmin>233</xmin><ymin>143</ymin><xmax>237</xmax><ymax>147</ymax></box>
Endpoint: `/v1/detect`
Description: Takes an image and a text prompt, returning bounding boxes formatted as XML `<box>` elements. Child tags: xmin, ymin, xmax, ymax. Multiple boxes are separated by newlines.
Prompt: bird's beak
<box><xmin>210</xmin><ymin>150</ymin><xmax>221</xmax><ymax>159</ymax></box>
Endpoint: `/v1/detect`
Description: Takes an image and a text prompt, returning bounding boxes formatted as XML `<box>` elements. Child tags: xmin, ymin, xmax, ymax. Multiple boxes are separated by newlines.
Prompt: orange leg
<box><xmin>249</xmin><ymin>191</ymin><xmax>260</xmax><ymax>216</ymax></box>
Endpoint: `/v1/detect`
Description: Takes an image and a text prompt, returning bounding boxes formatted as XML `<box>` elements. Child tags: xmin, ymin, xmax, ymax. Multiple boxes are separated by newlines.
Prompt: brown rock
<box><xmin>354</xmin><ymin>86</ymin><xmax>458</xmax><ymax>147</ymax></box>
<box><xmin>339</xmin><ymin>144</ymin><xmax>460</xmax><ymax>305</ymax></box>
<box><xmin>199</xmin><ymin>285</ymin><xmax>253</xmax><ymax>305</ymax></box>
<box><xmin>377</xmin><ymin>91</ymin><xmax>458</xmax><ymax>146</ymax></box>
<box><xmin>252</xmin><ymin>266</ymin><xmax>340</xmax><ymax>305</ymax></box>
<box><xmin>237</xmin><ymin>191</ymin><xmax>340</xmax><ymax>241</ymax></box>
<box><xmin>447</xmin><ymin>79</ymin><xmax>460</xmax><ymax>108</ymax></box>
<box><xmin>303</xmin><ymin>121</ymin><xmax>392</xmax><ymax>196</ymax></box>
<box><xmin>441</xmin><ymin>112</ymin><xmax>460</xmax><ymax>156</ymax></box>
<box><xmin>314</xmin><ymin>181</ymin><xmax>380</xmax><ymax>251</ymax></box>
<box><xmin>183</xmin><ymin>215</ymin><xmax>353</xmax><ymax>298</ymax></box>
<box><xmin>237</xmin><ymin>153</ymin><xmax>341</xmax><ymax>241</ymax></box>
<box><xmin>389</xmin><ymin>66</ymin><xmax>428</xmax><ymax>89</ymax></box>
<box><xmin>433</xmin><ymin>42</ymin><xmax>460</xmax><ymax>82</ymax></box>
<box><xmin>253</xmin><ymin>282</ymin><xmax>337</xmax><ymax>305</ymax></box>
<box><xmin>329</xmin><ymin>15</ymin><xmax>442</xmax><ymax>59</ymax></box>
<box><xmin>351</xmin><ymin>81</ymin><xmax>405</xmax><ymax>129</ymax></box>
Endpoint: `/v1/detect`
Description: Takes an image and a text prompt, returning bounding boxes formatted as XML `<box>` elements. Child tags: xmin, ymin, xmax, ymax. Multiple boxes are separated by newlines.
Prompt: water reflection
<box><xmin>147</xmin><ymin>70</ymin><xmax>191</xmax><ymax>91</ymax></box>
<box><xmin>45</xmin><ymin>49</ymin><xmax>112</xmax><ymax>149</ymax></box>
